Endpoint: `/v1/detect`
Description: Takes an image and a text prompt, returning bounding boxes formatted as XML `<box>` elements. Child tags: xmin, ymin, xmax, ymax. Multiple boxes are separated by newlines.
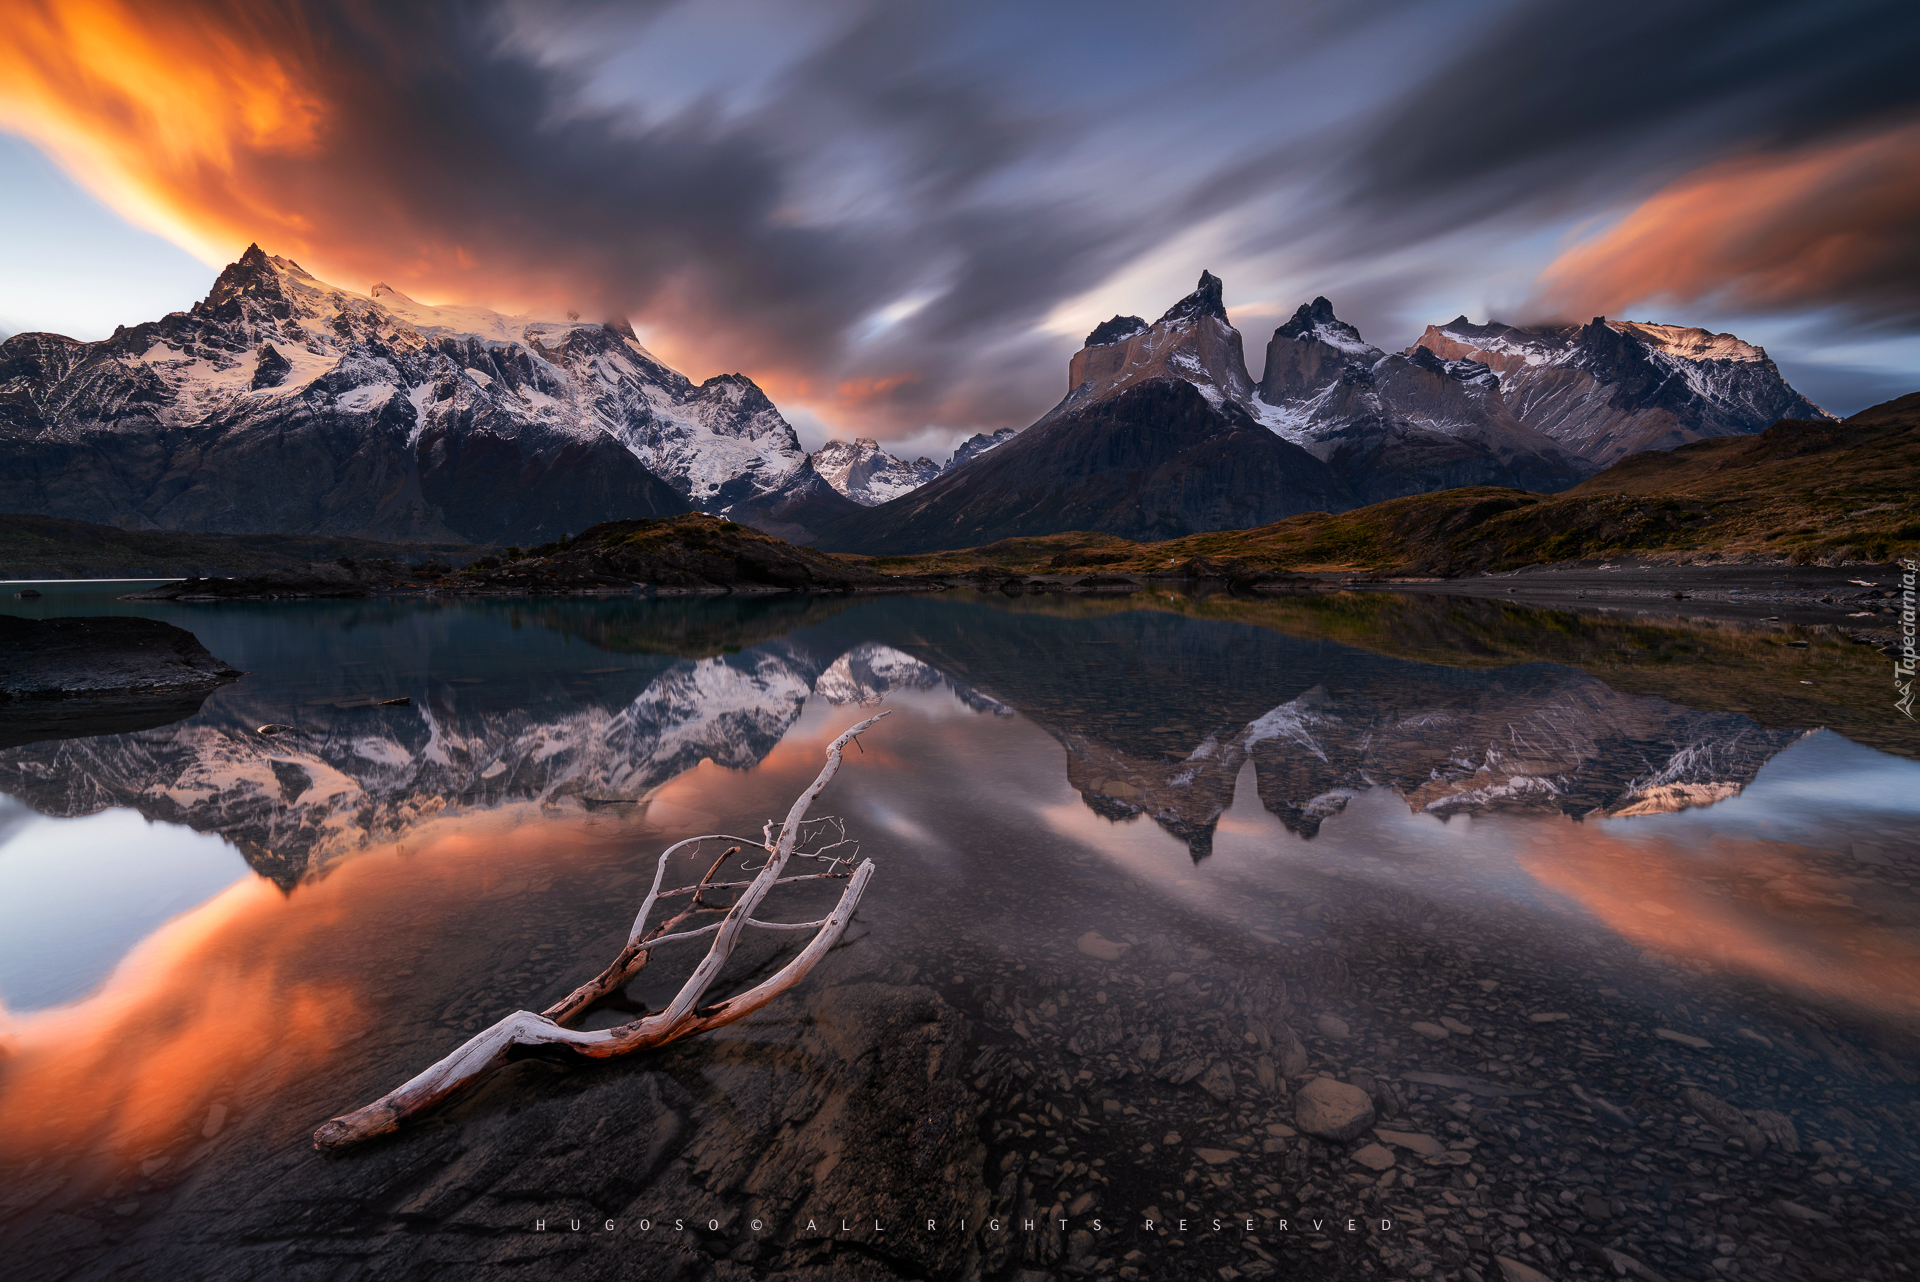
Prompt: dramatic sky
<box><xmin>2</xmin><ymin>0</ymin><xmax>1918</xmax><ymax>458</ymax></box>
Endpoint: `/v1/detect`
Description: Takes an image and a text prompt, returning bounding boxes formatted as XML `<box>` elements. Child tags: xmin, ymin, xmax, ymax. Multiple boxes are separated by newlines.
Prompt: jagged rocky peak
<box><xmin>1085</xmin><ymin>315</ymin><xmax>1148</xmax><ymax>347</ymax></box>
<box><xmin>1273</xmin><ymin>296</ymin><xmax>1382</xmax><ymax>359</ymax></box>
<box><xmin>949</xmin><ymin>427</ymin><xmax>1017</xmax><ymax>469</ymax></box>
<box><xmin>1411</xmin><ymin>311</ymin><xmax>1831</xmax><ymax>465</ymax></box>
<box><xmin>1158</xmin><ymin>270</ymin><xmax>1229</xmax><ymax>325</ymax></box>
<box><xmin>195</xmin><ymin>243</ymin><xmax>306</xmax><ymax>321</ymax></box>
<box><xmin>810</xmin><ymin>436</ymin><xmax>942</xmax><ymax>507</ymax></box>
<box><xmin>1404</xmin><ymin>344</ymin><xmax>1497</xmax><ymax>387</ymax></box>
<box><xmin>1257</xmin><ymin>296</ymin><xmax>1387</xmax><ymax>403</ymax></box>
<box><xmin>1063</xmin><ymin>269</ymin><xmax>1252</xmax><ymax>410</ymax></box>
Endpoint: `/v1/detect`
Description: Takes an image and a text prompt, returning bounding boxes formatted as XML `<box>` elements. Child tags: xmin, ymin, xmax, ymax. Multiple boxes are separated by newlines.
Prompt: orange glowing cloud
<box><xmin>1534</xmin><ymin>118</ymin><xmax>1920</xmax><ymax>323</ymax></box>
<box><xmin>0</xmin><ymin>0</ymin><xmax>861</xmax><ymax>409</ymax></box>
<box><xmin>0</xmin><ymin>0</ymin><xmax>1093</xmax><ymax>440</ymax></box>
<box><xmin>0</xmin><ymin>0</ymin><xmax>329</xmax><ymax>265</ymax></box>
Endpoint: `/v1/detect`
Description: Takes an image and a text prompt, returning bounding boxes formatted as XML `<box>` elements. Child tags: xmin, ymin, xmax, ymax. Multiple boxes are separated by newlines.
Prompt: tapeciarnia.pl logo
<box><xmin>1897</xmin><ymin>558</ymin><xmax>1917</xmax><ymax>720</ymax></box>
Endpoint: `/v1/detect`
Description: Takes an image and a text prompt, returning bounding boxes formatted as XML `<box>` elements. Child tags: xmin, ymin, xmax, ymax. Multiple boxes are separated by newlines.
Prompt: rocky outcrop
<box><xmin>0</xmin><ymin>614</ymin><xmax>240</xmax><ymax>697</ymax></box>
<box><xmin>0</xmin><ymin>614</ymin><xmax>242</xmax><ymax>750</ymax></box>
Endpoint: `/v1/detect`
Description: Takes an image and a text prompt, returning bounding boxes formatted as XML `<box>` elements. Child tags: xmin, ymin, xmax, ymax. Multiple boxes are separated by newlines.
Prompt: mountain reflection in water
<box><xmin>0</xmin><ymin>592</ymin><xmax>1814</xmax><ymax>884</ymax></box>
<box><xmin>4</xmin><ymin>585</ymin><xmax>1919</xmax><ymax>1282</ymax></box>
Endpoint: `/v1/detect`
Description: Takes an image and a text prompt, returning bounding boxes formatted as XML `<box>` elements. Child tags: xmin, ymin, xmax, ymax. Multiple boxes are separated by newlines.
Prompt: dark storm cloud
<box><xmin>6</xmin><ymin>0</ymin><xmax>1914</xmax><ymax>438</ymax></box>
<box><xmin>1325</xmin><ymin>0</ymin><xmax>1920</xmax><ymax>327</ymax></box>
<box><xmin>1361</xmin><ymin>1</ymin><xmax>1919</xmax><ymax>197</ymax></box>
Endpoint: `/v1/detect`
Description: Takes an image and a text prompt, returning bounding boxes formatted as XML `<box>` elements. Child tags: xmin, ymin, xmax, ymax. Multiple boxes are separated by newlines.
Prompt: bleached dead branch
<box><xmin>313</xmin><ymin>712</ymin><xmax>888</xmax><ymax>1150</ymax></box>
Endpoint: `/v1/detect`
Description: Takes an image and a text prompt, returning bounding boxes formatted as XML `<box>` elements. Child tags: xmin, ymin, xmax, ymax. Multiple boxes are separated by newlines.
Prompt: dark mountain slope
<box><xmin>812</xmin><ymin>378</ymin><xmax>1355</xmax><ymax>553</ymax></box>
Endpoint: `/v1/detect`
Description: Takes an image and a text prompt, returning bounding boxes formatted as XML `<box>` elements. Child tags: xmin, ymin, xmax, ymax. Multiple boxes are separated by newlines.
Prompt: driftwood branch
<box><xmin>313</xmin><ymin>712</ymin><xmax>889</xmax><ymax>1150</ymax></box>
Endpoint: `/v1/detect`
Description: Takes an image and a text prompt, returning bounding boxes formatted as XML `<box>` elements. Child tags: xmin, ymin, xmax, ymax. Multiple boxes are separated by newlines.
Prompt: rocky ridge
<box><xmin>120</xmin><ymin>514</ymin><xmax>937</xmax><ymax>599</ymax></box>
<box><xmin>1255</xmin><ymin>297</ymin><xmax>1585</xmax><ymax>501</ymax></box>
<box><xmin>1415</xmin><ymin>316</ymin><xmax>1831</xmax><ymax>467</ymax></box>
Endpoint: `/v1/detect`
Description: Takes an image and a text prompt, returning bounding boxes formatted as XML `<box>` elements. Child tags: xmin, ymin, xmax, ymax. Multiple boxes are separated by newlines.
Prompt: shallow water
<box><xmin>2</xmin><ymin>584</ymin><xmax>1916</xmax><ymax>1280</ymax></box>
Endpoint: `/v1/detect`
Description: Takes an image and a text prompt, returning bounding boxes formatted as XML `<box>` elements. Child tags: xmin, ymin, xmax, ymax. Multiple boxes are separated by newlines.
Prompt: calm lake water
<box><xmin>2</xmin><ymin>583</ymin><xmax>1917</xmax><ymax>1281</ymax></box>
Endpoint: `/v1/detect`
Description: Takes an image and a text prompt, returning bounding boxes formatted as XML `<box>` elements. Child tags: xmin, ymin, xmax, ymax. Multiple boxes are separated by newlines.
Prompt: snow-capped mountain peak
<box><xmin>1610</xmin><ymin>320</ymin><xmax>1767</xmax><ymax>365</ymax></box>
<box><xmin>1412</xmin><ymin>313</ymin><xmax>1831</xmax><ymax>465</ymax></box>
<box><xmin>0</xmin><ymin>244</ymin><xmax>856</xmax><ymax>544</ymax></box>
<box><xmin>948</xmin><ymin>427</ymin><xmax>1016</xmax><ymax>470</ymax></box>
<box><xmin>810</xmin><ymin>437</ymin><xmax>942</xmax><ymax>506</ymax></box>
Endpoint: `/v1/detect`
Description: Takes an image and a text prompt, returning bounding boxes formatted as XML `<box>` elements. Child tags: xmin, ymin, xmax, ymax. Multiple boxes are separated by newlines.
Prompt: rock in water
<box><xmin>0</xmin><ymin>614</ymin><xmax>239</xmax><ymax>697</ymax></box>
<box><xmin>0</xmin><ymin>614</ymin><xmax>242</xmax><ymax>750</ymax></box>
<box><xmin>1351</xmin><ymin>1142</ymin><xmax>1396</xmax><ymax>1171</ymax></box>
<box><xmin>1496</xmin><ymin>1257</ymin><xmax>1556</xmax><ymax>1282</ymax></box>
<box><xmin>1293</xmin><ymin>1077</ymin><xmax>1376</xmax><ymax>1141</ymax></box>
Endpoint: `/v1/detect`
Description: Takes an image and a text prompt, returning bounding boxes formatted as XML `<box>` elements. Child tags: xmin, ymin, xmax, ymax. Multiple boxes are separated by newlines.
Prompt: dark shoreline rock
<box><xmin>0</xmin><ymin>614</ymin><xmax>242</xmax><ymax>697</ymax></box>
<box><xmin>0</xmin><ymin>614</ymin><xmax>242</xmax><ymax>750</ymax></box>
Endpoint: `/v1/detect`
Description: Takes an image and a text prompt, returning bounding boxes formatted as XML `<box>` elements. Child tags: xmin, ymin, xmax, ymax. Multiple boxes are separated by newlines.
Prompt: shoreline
<box><xmin>1346</xmin><ymin>559</ymin><xmax>1909</xmax><ymax>641</ymax></box>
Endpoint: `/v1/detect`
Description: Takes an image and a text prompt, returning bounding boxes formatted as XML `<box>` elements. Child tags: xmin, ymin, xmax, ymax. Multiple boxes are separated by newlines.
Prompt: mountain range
<box><xmin>809</xmin><ymin>273</ymin><xmax>1830</xmax><ymax>551</ymax></box>
<box><xmin>0</xmin><ymin>249</ymin><xmax>1827</xmax><ymax>553</ymax></box>
<box><xmin>0</xmin><ymin>246</ymin><xmax>862</xmax><ymax>546</ymax></box>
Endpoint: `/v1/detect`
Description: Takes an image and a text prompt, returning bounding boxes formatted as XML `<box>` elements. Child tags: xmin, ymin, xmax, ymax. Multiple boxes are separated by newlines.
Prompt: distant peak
<box><xmin>1085</xmin><ymin>315</ymin><xmax>1147</xmax><ymax>348</ymax></box>
<box><xmin>1276</xmin><ymin>296</ymin><xmax>1340</xmax><ymax>340</ymax></box>
<box><xmin>1274</xmin><ymin>297</ymin><xmax>1378</xmax><ymax>360</ymax></box>
<box><xmin>1156</xmin><ymin>270</ymin><xmax>1229</xmax><ymax>325</ymax></box>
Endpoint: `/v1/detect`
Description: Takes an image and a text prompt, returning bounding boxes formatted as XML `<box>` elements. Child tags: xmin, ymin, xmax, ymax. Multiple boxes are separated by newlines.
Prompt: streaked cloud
<box><xmin>1533</xmin><ymin>120</ymin><xmax>1920</xmax><ymax>328</ymax></box>
<box><xmin>0</xmin><ymin>0</ymin><xmax>1915</xmax><ymax>444</ymax></box>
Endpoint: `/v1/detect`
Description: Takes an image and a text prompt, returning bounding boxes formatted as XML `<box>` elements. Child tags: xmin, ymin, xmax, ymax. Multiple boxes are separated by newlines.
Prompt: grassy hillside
<box><xmin>0</xmin><ymin>513</ymin><xmax>479</xmax><ymax>579</ymax></box>
<box><xmin>838</xmin><ymin>393</ymin><xmax>1920</xmax><ymax>577</ymax></box>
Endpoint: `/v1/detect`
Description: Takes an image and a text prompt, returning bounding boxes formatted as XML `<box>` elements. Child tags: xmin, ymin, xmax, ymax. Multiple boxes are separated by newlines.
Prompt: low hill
<box><xmin>841</xmin><ymin>393</ymin><xmax>1920</xmax><ymax>577</ymax></box>
<box><xmin>0</xmin><ymin>513</ymin><xmax>479</xmax><ymax>579</ymax></box>
<box><xmin>123</xmin><ymin>514</ymin><xmax>923</xmax><ymax>598</ymax></box>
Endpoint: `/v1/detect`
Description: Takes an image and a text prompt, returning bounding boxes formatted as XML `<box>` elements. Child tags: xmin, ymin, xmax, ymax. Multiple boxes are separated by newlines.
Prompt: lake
<box><xmin>1</xmin><ymin>582</ymin><xmax>1916</xmax><ymax>1281</ymax></box>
